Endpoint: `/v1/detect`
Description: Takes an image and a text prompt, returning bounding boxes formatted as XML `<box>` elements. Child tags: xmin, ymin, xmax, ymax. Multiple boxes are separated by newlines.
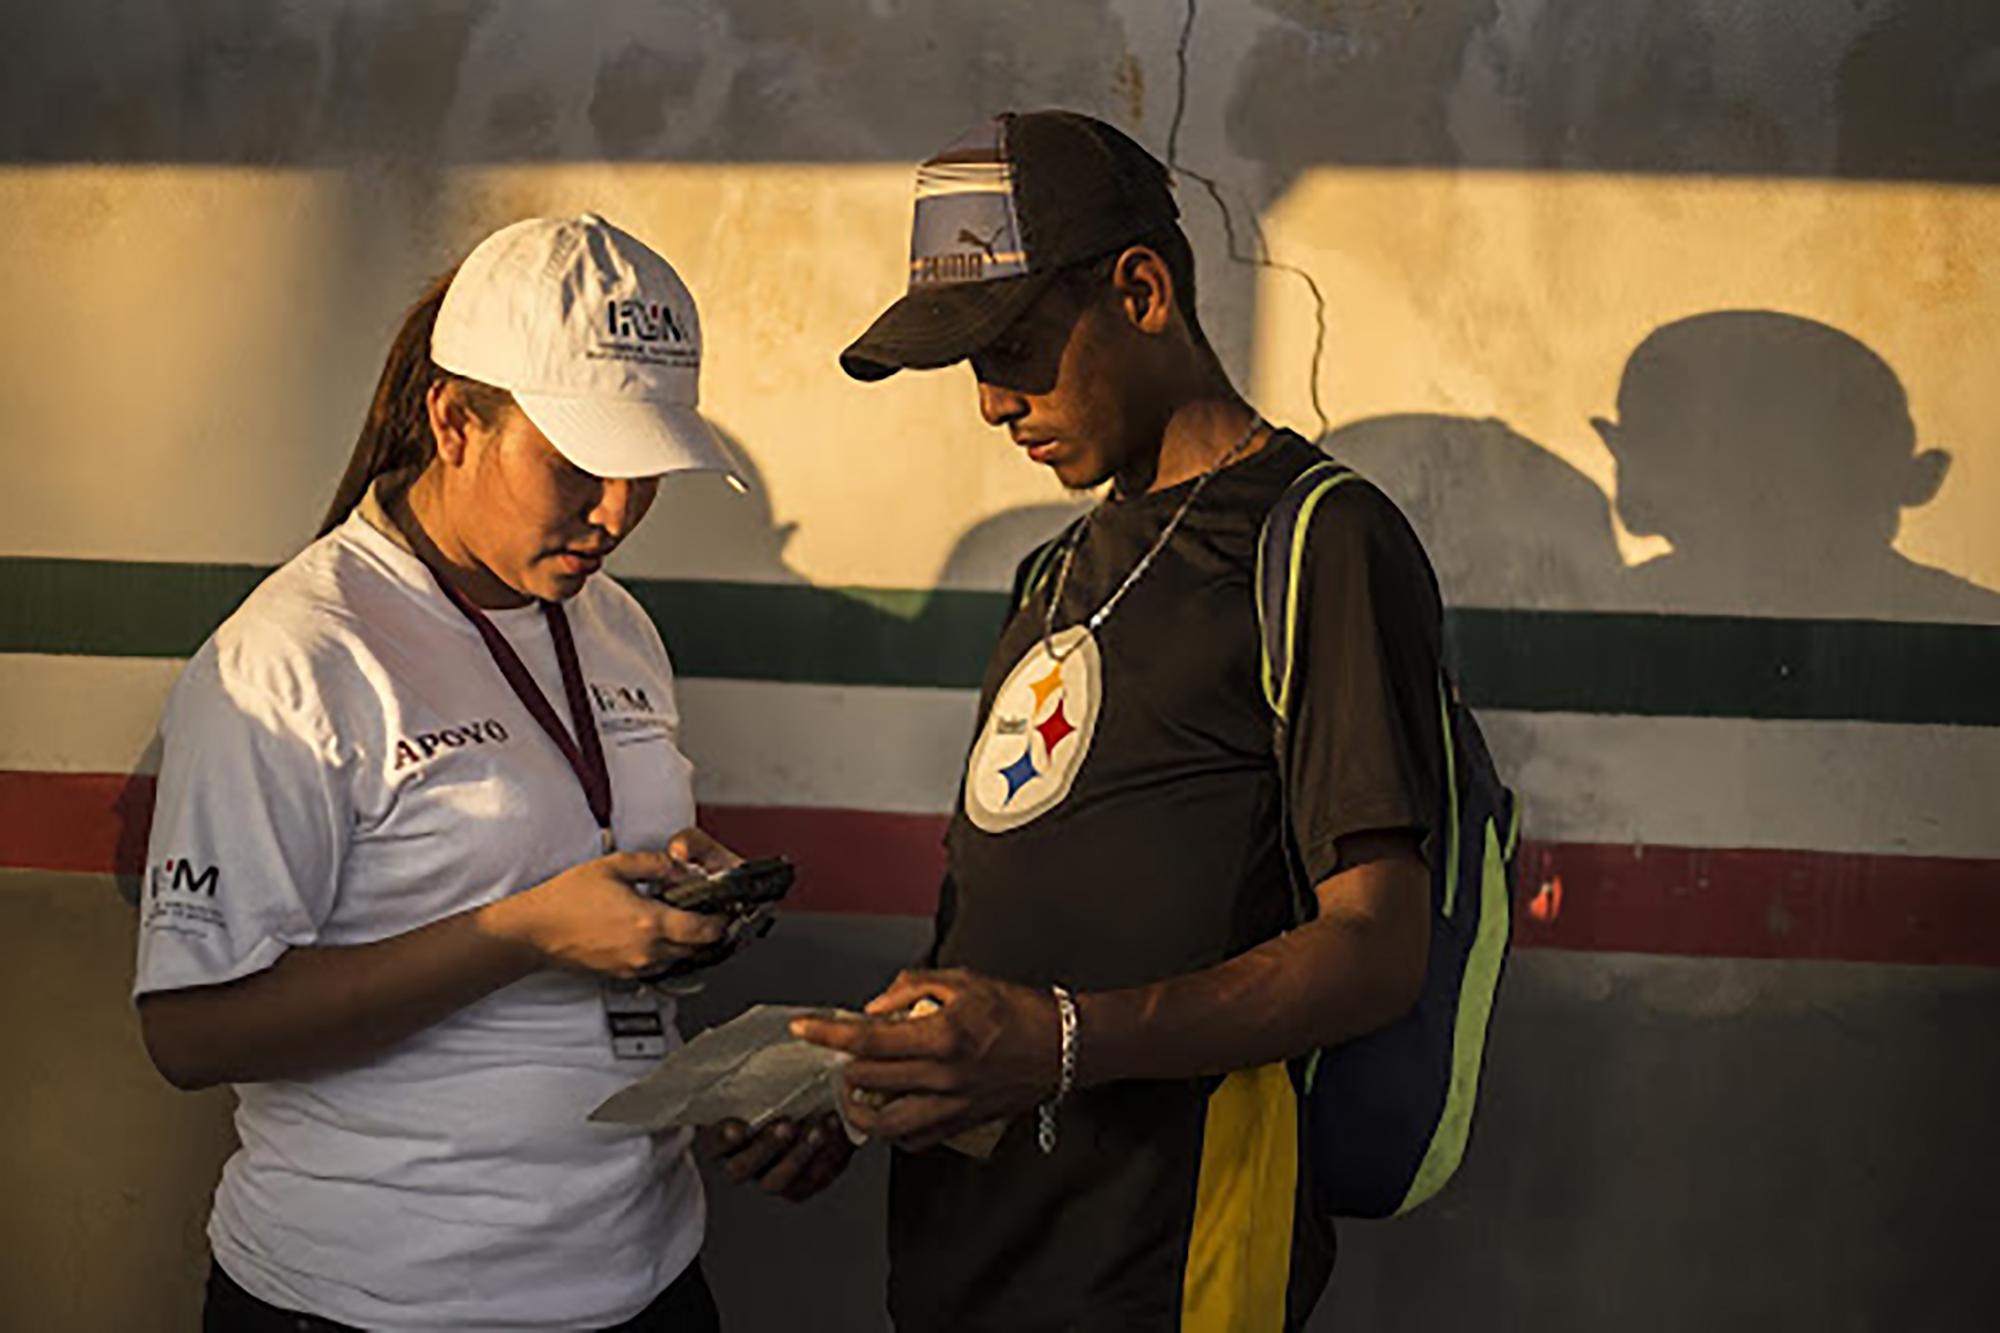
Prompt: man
<box><xmin>729</xmin><ymin>110</ymin><xmax>1446</xmax><ymax>1331</ymax></box>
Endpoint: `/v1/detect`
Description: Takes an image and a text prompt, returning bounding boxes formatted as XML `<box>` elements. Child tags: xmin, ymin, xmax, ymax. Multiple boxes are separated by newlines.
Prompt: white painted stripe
<box><xmin>678</xmin><ymin>679</ymin><xmax>974</xmax><ymax>816</ymax></box>
<box><xmin>0</xmin><ymin>656</ymin><xmax>977</xmax><ymax>814</ymax></box>
<box><xmin>688</xmin><ymin>685</ymin><xmax>2000</xmax><ymax>858</ymax></box>
<box><xmin>6</xmin><ymin>654</ymin><xmax>1996</xmax><ymax>859</ymax></box>
<box><xmin>1483</xmin><ymin>711</ymin><xmax>2000</xmax><ymax>860</ymax></box>
<box><xmin>0</xmin><ymin>654</ymin><xmax>181</xmax><ymax>775</ymax></box>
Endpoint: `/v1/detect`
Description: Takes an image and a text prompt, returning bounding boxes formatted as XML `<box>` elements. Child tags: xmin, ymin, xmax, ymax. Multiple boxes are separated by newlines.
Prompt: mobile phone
<box><xmin>653</xmin><ymin>855</ymin><xmax>796</xmax><ymax>916</ymax></box>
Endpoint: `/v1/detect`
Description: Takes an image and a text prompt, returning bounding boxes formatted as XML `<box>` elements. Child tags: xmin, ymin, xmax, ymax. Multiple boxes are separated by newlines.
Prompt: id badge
<box><xmin>601</xmin><ymin>980</ymin><xmax>669</xmax><ymax>1060</ymax></box>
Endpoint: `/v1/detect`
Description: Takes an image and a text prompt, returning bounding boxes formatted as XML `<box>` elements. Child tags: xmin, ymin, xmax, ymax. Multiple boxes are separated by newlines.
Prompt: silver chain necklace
<box><xmin>1041</xmin><ymin>415</ymin><xmax>1266</xmax><ymax>662</ymax></box>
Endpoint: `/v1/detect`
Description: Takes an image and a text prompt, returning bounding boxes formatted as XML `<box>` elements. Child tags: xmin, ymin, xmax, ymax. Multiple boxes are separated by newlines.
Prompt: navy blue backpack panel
<box><xmin>1256</xmin><ymin>460</ymin><xmax>1519</xmax><ymax>1219</ymax></box>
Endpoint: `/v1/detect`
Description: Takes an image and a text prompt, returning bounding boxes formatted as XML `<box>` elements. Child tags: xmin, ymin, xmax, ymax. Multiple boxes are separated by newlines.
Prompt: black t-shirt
<box><xmin>889</xmin><ymin>432</ymin><xmax>1445</xmax><ymax>1333</ymax></box>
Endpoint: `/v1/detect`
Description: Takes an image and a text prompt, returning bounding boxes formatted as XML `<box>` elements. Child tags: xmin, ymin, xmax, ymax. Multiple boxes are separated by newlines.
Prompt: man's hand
<box><xmin>704</xmin><ymin>1113</ymin><xmax>854</xmax><ymax>1201</ymax></box>
<box><xmin>790</xmin><ymin>968</ymin><xmax>1061</xmax><ymax>1151</ymax></box>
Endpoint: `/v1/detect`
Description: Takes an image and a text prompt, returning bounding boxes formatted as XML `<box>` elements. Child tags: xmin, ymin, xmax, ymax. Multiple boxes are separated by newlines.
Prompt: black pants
<box><xmin>203</xmin><ymin>1258</ymin><xmax>721</xmax><ymax>1332</ymax></box>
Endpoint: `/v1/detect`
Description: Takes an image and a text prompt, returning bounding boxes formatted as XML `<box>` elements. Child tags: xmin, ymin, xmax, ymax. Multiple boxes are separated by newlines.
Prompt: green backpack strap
<box><xmin>1012</xmin><ymin>521</ymin><xmax>1083</xmax><ymax>615</ymax></box>
<box><xmin>1255</xmin><ymin>461</ymin><xmax>1362</xmax><ymax>722</ymax></box>
<box><xmin>1255</xmin><ymin>461</ymin><xmax>1362</xmax><ymax>1086</ymax></box>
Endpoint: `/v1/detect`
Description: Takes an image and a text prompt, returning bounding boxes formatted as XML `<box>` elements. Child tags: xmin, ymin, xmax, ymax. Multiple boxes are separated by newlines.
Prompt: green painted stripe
<box><xmin>1446</xmin><ymin>608</ymin><xmax>2000</xmax><ymax>727</ymax></box>
<box><xmin>3</xmin><ymin>557</ymin><xmax>1997</xmax><ymax>725</ymax></box>
<box><xmin>0</xmin><ymin>557</ymin><xmax>1005</xmax><ymax>688</ymax></box>
<box><xmin>3</xmin><ymin>558</ymin><xmax>270</xmax><ymax>660</ymax></box>
<box><xmin>627</xmin><ymin>579</ymin><xmax>1005</xmax><ymax>690</ymax></box>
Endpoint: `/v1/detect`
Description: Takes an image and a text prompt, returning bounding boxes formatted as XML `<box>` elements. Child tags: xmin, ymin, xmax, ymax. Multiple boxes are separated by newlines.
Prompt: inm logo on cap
<box><xmin>606</xmin><ymin>299</ymin><xmax>689</xmax><ymax>344</ymax></box>
<box><xmin>591</xmin><ymin>293</ymin><xmax>699</xmax><ymax>372</ymax></box>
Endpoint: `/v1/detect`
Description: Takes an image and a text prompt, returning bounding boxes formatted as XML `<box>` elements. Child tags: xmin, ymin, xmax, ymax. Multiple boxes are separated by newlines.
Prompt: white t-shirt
<box><xmin>135</xmin><ymin>494</ymin><xmax>705</xmax><ymax>1330</ymax></box>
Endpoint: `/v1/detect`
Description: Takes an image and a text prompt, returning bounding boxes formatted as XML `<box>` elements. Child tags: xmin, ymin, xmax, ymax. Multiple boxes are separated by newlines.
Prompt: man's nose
<box><xmin>977</xmin><ymin>379</ymin><xmax>1028</xmax><ymax>428</ymax></box>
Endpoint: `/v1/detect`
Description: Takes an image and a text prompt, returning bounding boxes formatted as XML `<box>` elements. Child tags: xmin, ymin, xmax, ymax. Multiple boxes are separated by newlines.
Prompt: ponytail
<box><xmin>317</xmin><ymin>269</ymin><xmax>458</xmax><ymax>538</ymax></box>
<box><xmin>316</xmin><ymin>269</ymin><xmax>516</xmax><ymax>549</ymax></box>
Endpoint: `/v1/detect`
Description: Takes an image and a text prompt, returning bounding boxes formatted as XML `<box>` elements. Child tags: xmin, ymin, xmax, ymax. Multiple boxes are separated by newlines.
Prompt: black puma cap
<box><xmin>839</xmin><ymin>110</ymin><xmax>1180</xmax><ymax>381</ymax></box>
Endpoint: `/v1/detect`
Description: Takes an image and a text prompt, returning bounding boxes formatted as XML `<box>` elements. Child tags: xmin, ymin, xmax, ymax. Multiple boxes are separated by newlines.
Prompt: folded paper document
<box><xmin>589</xmin><ymin>1001</ymin><xmax>1008</xmax><ymax>1158</ymax></box>
<box><xmin>590</xmin><ymin>1004</ymin><xmax>850</xmax><ymax>1133</ymax></box>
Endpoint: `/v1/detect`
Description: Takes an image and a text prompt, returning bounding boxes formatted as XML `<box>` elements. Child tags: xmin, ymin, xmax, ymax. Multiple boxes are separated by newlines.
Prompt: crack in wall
<box><xmin>1167</xmin><ymin>0</ymin><xmax>1332</xmax><ymax>438</ymax></box>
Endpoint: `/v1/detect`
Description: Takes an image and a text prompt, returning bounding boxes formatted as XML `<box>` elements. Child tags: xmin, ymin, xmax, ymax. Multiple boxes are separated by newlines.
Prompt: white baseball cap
<box><xmin>431</xmin><ymin>213</ymin><xmax>740</xmax><ymax>482</ymax></box>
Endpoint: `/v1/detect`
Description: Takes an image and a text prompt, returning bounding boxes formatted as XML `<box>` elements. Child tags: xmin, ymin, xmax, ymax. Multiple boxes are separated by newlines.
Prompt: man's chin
<box><xmin>1047</xmin><ymin>458</ymin><xmax>1110</xmax><ymax>493</ymax></box>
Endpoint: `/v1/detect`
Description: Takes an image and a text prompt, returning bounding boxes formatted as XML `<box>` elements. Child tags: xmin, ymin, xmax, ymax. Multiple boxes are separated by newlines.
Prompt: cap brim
<box><xmin>512</xmin><ymin>393</ymin><xmax>741</xmax><ymax>482</ymax></box>
<box><xmin>839</xmin><ymin>272</ymin><xmax>1053</xmax><ymax>382</ymax></box>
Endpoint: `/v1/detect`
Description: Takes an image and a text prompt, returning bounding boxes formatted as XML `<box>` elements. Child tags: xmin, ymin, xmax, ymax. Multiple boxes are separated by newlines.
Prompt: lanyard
<box><xmin>427</xmin><ymin>569</ymin><xmax>615</xmax><ymax>852</ymax></box>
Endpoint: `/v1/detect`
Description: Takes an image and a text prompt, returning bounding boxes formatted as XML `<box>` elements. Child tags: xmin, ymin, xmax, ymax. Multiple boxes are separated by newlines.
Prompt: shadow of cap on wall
<box><xmin>613</xmin><ymin>426</ymin><xmax>805</xmax><ymax>585</ymax></box>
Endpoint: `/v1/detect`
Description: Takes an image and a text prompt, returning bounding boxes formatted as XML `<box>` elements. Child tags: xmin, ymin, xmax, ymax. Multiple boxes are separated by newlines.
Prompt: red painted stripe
<box><xmin>0</xmin><ymin>770</ymin><xmax>156</xmax><ymax>877</ymax></box>
<box><xmin>699</xmin><ymin>804</ymin><xmax>946</xmax><ymax>918</ymax></box>
<box><xmin>5</xmin><ymin>771</ymin><xmax>1996</xmax><ymax>966</ymax></box>
<box><xmin>0</xmin><ymin>772</ymin><xmax>953</xmax><ymax>916</ymax></box>
<box><xmin>1512</xmin><ymin>842</ymin><xmax>2000</xmax><ymax>967</ymax></box>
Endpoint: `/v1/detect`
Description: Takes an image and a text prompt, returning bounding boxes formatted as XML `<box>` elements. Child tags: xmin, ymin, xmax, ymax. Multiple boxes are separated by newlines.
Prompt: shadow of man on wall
<box><xmin>1321</xmin><ymin>413</ymin><xmax>1626</xmax><ymax>612</ymax></box>
<box><xmin>1594</xmin><ymin>310</ymin><xmax>2000</xmax><ymax>624</ymax></box>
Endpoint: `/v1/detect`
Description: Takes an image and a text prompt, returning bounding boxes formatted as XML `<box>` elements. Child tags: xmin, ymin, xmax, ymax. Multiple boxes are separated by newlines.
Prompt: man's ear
<box><xmin>427</xmin><ymin>380</ymin><xmax>473</xmax><ymax>466</ymax></box>
<box><xmin>1904</xmin><ymin>448</ymin><xmax>1951</xmax><ymax>507</ymax></box>
<box><xmin>1112</xmin><ymin>245</ymin><xmax>1175</xmax><ymax>337</ymax></box>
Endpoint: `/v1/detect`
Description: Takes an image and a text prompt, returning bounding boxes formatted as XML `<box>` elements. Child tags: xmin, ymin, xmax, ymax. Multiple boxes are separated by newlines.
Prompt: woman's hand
<box><xmin>665</xmin><ymin>825</ymin><xmax>745</xmax><ymax>879</ymax></box>
<box><xmin>478</xmin><ymin>846</ymin><xmax>728</xmax><ymax>978</ymax></box>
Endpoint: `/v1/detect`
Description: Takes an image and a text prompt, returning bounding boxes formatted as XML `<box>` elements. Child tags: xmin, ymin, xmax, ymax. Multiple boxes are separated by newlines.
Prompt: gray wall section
<box><xmin>2</xmin><ymin>1</ymin><xmax>1996</xmax><ymax>182</ymax></box>
<box><xmin>683</xmin><ymin>914</ymin><xmax>2000</xmax><ymax>1333</ymax></box>
<box><xmin>15</xmin><ymin>883</ymin><xmax>1992</xmax><ymax>1331</ymax></box>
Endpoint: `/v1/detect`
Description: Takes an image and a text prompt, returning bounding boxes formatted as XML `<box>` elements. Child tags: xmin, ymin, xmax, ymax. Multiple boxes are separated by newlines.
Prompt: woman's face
<box><xmin>445</xmin><ymin>400</ymin><xmax>662</xmax><ymax>604</ymax></box>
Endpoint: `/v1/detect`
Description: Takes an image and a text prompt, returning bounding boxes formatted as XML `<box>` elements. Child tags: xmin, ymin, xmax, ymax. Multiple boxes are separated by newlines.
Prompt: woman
<box><xmin>136</xmin><ymin>214</ymin><xmax>747</xmax><ymax>1331</ymax></box>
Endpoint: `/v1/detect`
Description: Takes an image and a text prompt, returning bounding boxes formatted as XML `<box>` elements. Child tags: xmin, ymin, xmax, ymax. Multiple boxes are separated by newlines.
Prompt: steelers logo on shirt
<box><xmin>964</xmin><ymin>626</ymin><xmax>1102</xmax><ymax>834</ymax></box>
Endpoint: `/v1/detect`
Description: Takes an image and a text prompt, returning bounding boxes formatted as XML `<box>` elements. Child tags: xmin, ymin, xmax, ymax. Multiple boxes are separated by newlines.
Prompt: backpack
<box><xmin>1009</xmin><ymin>455</ymin><xmax>1518</xmax><ymax>1219</ymax></box>
<box><xmin>1257</xmin><ymin>458</ymin><xmax>1519</xmax><ymax>1219</ymax></box>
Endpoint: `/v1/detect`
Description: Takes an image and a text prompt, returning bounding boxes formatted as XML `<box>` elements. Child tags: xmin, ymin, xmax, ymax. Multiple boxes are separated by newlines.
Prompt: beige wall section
<box><xmin>5</xmin><ymin>163</ymin><xmax>1996</xmax><ymax>620</ymax></box>
<box><xmin>1255</xmin><ymin>171</ymin><xmax>2000</xmax><ymax>619</ymax></box>
<box><xmin>1</xmin><ymin>168</ymin><xmax>358</xmax><ymax>567</ymax></box>
<box><xmin>0</xmin><ymin>164</ymin><xmax>1086</xmax><ymax>588</ymax></box>
<box><xmin>0</xmin><ymin>870</ymin><xmax>234</xmax><ymax>1333</ymax></box>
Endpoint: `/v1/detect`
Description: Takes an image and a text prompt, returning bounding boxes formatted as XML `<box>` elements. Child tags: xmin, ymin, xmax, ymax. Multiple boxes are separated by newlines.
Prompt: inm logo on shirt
<box><xmin>151</xmin><ymin>857</ymin><xmax>219</xmax><ymax>898</ymax></box>
<box><xmin>589</xmin><ymin>684</ymin><xmax>656</xmax><ymax>715</ymax></box>
<box><xmin>392</xmin><ymin>719</ymin><xmax>512</xmax><ymax>771</ymax></box>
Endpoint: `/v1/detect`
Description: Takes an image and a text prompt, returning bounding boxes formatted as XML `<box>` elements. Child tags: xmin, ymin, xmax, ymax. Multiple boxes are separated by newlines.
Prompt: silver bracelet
<box><xmin>1038</xmin><ymin>985</ymin><xmax>1079</xmax><ymax>1155</ymax></box>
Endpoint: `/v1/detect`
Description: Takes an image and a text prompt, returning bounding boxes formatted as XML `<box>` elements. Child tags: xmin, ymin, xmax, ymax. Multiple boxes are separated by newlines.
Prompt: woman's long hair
<box><xmin>316</xmin><ymin>267</ymin><xmax>511</xmax><ymax>538</ymax></box>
